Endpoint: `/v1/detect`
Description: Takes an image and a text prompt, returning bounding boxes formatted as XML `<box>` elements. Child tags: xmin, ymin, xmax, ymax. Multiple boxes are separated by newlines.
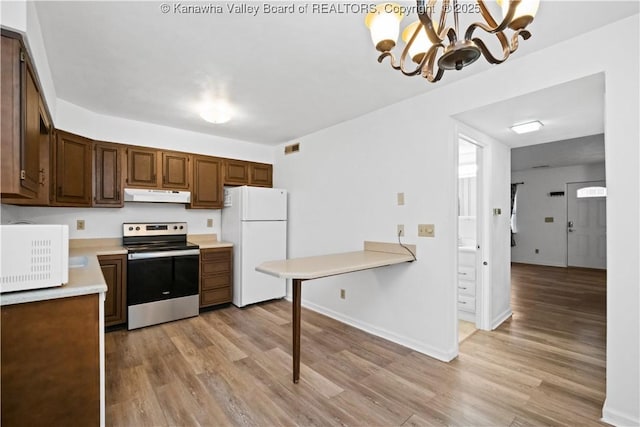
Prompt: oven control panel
<box><xmin>123</xmin><ymin>222</ymin><xmax>187</xmax><ymax>237</ymax></box>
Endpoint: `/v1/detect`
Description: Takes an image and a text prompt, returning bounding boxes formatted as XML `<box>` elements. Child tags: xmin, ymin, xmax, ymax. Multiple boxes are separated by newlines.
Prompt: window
<box><xmin>577</xmin><ymin>186</ymin><xmax>607</xmax><ymax>198</ymax></box>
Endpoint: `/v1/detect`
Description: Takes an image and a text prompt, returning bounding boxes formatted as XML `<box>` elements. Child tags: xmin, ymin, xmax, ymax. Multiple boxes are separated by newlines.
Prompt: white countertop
<box><xmin>256</xmin><ymin>241</ymin><xmax>416</xmax><ymax>280</ymax></box>
<box><xmin>188</xmin><ymin>234</ymin><xmax>233</xmax><ymax>249</ymax></box>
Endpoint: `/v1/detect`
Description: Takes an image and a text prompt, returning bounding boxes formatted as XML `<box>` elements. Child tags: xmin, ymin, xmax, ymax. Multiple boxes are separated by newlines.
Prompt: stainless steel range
<box><xmin>123</xmin><ymin>222</ymin><xmax>199</xmax><ymax>330</ymax></box>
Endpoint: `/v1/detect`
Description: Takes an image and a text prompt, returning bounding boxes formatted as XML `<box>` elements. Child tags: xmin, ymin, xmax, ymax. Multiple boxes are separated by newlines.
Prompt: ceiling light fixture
<box><xmin>199</xmin><ymin>101</ymin><xmax>233</xmax><ymax>124</ymax></box>
<box><xmin>365</xmin><ymin>0</ymin><xmax>540</xmax><ymax>83</ymax></box>
<box><xmin>510</xmin><ymin>120</ymin><xmax>544</xmax><ymax>134</ymax></box>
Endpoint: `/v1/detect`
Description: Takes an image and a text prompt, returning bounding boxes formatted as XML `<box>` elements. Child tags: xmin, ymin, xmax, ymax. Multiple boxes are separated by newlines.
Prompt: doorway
<box><xmin>457</xmin><ymin>135</ymin><xmax>483</xmax><ymax>342</ymax></box>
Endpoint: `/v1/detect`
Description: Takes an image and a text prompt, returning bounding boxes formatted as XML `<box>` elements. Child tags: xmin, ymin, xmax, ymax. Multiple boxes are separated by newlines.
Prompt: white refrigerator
<box><xmin>221</xmin><ymin>186</ymin><xmax>287</xmax><ymax>307</ymax></box>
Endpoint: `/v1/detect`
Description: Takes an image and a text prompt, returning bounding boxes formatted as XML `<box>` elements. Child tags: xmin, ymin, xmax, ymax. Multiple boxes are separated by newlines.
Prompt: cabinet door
<box><xmin>94</xmin><ymin>142</ymin><xmax>123</xmax><ymax>207</ymax></box>
<box><xmin>98</xmin><ymin>254</ymin><xmax>127</xmax><ymax>327</ymax></box>
<box><xmin>1</xmin><ymin>97</ymin><xmax>52</xmax><ymax>206</ymax></box>
<box><xmin>223</xmin><ymin>159</ymin><xmax>249</xmax><ymax>185</ymax></box>
<box><xmin>162</xmin><ymin>151</ymin><xmax>190</xmax><ymax>189</ymax></box>
<box><xmin>1</xmin><ymin>294</ymin><xmax>100</xmax><ymax>426</ymax></box>
<box><xmin>0</xmin><ymin>34</ymin><xmax>40</xmax><ymax>199</ymax></box>
<box><xmin>53</xmin><ymin>130</ymin><xmax>93</xmax><ymax>206</ymax></box>
<box><xmin>249</xmin><ymin>162</ymin><xmax>273</xmax><ymax>188</ymax></box>
<box><xmin>191</xmin><ymin>155</ymin><xmax>223</xmax><ymax>209</ymax></box>
<box><xmin>126</xmin><ymin>147</ymin><xmax>158</xmax><ymax>188</ymax></box>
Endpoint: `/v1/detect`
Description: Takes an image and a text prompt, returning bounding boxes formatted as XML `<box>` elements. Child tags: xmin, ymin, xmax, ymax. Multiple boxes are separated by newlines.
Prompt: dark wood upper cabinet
<box><xmin>126</xmin><ymin>147</ymin><xmax>158</xmax><ymax>188</ymax></box>
<box><xmin>191</xmin><ymin>155</ymin><xmax>223</xmax><ymax>209</ymax></box>
<box><xmin>98</xmin><ymin>254</ymin><xmax>127</xmax><ymax>327</ymax></box>
<box><xmin>162</xmin><ymin>151</ymin><xmax>190</xmax><ymax>190</ymax></box>
<box><xmin>1</xmin><ymin>32</ymin><xmax>42</xmax><ymax>199</ymax></box>
<box><xmin>249</xmin><ymin>162</ymin><xmax>273</xmax><ymax>188</ymax></box>
<box><xmin>52</xmin><ymin>130</ymin><xmax>93</xmax><ymax>207</ymax></box>
<box><xmin>94</xmin><ymin>142</ymin><xmax>123</xmax><ymax>207</ymax></box>
<box><xmin>223</xmin><ymin>159</ymin><xmax>250</xmax><ymax>185</ymax></box>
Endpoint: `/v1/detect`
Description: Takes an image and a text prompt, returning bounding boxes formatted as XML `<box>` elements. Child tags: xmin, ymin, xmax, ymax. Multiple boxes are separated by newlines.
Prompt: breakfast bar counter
<box><xmin>256</xmin><ymin>241</ymin><xmax>416</xmax><ymax>383</ymax></box>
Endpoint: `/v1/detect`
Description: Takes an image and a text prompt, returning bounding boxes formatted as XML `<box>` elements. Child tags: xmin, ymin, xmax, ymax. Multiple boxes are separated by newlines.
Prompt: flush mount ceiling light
<box><xmin>365</xmin><ymin>0</ymin><xmax>539</xmax><ymax>83</ymax></box>
<box><xmin>199</xmin><ymin>101</ymin><xmax>233</xmax><ymax>124</ymax></box>
<box><xmin>510</xmin><ymin>120</ymin><xmax>543</xmax><ymax>134</ymax></box>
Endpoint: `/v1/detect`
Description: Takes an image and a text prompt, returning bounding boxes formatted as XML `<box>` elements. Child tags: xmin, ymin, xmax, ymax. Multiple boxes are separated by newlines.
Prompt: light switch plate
<box><xmin>397</xmin><ymin>192</ymin><xmax>405</xmax><ymax>206</ymax></box>
<box><xmin>207</xmin><ymin>218</ymin><xmax>214</xmax><ymax>228</ymax></box>
<box><xmin>76</xmin><ymin>220</ymin><xmax>85</xmax><ymax>231</ymax></box>
<box><xmin>418</xmin><ymin>224</ymin><xmax>434</xmax><ymax>237</ymax></box>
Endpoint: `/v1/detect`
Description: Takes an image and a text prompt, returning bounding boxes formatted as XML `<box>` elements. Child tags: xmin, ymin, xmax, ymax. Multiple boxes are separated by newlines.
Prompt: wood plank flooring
<box><xmin>106</xmin><ymin>263</ymin><xmax>607</xmax><ymax>426</ymax></box>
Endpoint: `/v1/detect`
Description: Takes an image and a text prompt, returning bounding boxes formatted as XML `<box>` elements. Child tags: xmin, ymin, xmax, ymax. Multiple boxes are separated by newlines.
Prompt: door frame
<box><xmin>455</xmin><ymin>125</ymin><xmax>492</xmax><ymax>334</ymax></box>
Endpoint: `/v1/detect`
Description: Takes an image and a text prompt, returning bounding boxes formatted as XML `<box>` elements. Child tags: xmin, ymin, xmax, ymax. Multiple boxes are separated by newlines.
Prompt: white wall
<box><xmin>1</xmin><ymin>0</ymin><xmax>58</xmax><ymax>118</ymax></box>
<box><xmin>511</xmin><ymin>163</ymin><xmax>606</xmax><ymax>267</ymax></box>
<box><xmin>275</xmin><ymin>15</ymin><xmax>639</xmax><ymax>425</ymax></box>
<box><xmin>3</xmin><ymin>203</ymin><xmax>221</xmax><ymax>240</ymax></box>
<box><xmin>55</xmin><ymin>100</ymin><xmax>274</xmax><ymax>163</ymax></box>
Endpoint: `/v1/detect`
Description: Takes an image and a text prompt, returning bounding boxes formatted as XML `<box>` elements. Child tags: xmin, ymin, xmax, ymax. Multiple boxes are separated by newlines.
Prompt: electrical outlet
<box><xmin>418</xmin><ymin>224</ymin><xmax>435</xmax><ymax>237</ymax></box>
<box><xmin>397</xmin><ymin>224</ymin><xmax>405</xmax><ymax>237</ymax></box>
<box><xmin>340</xmin><ymin>289</ymin><xmax>346</xmax><ymax>299</ymax></box>
<box><xmin>397</xmin><ymin>192</ymin><xmax>405</xmax><ymax>206</ymax></box>
<box><xmin>76</xmin><ymin>220</ymin><xmax>85</xmax><ymax>231</ymax></box>
<box><xmin>207</xmin><ymin>218</ymin><xmax>213</xmax><ymax>228</ymax></box>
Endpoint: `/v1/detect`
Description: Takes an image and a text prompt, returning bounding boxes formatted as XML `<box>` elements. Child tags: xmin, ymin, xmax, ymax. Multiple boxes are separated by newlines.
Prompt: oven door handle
<box><xmin>127</xmin><ymin>249</ymin><xmax>200</xmax><ymax>260</ymax></box>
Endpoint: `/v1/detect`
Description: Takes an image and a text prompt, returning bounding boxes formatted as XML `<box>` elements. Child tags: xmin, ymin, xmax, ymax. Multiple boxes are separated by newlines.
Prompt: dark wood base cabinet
<box><xmin>200</xmin><ymin>247</ymin><xmax>233</xmax><ymax>308</ymax></box>
<box><xmin>0</xmin><ymin>294</ymin><xmax>100</xmax><ymax>426</ymax></box>
<box><xmin>99</xmin><ymin>254</ymin><xmax>127</xmax><ymax>327</ymax></box>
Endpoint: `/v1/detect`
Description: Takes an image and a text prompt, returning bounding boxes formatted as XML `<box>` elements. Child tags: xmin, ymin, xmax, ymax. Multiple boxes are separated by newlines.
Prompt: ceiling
<box><xmin>454</xmin><ymin>73</ymin><xmax>605</xmax><ymax>149</ymax></box>
<box><xmin>34</xmin><ymin>1</ymin><xmax>639</xmax><ymax>145</ymax></box>
<box><xmin>511</xmin><ymin>134</ymin><xmax>605</xmax><ymax>171</ymax></box>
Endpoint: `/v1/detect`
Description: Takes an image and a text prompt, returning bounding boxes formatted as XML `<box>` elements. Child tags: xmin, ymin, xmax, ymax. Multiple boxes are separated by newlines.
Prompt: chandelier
<box><xmin>365</xmin><ymin>0</ymin><xmax>540</xmax><ymax>82</ymax></box>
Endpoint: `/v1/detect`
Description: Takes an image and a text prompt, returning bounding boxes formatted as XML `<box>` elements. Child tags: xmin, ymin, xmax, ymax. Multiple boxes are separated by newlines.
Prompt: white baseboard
<box><xmin>602</xmin><ymin>400</ymin><xmax>640</xmax><ymax>427</ymax></box>
<box><xmin>300</xmin><ymin>299</ymin><xmax>457</xmax><ymax>363</ymax></box>
<box><xmin>492</xmin><ymin>308</ymin><xmax>513</xmax><ymax>330</ymax></box>
<box><xmin>511</xmin><ymin>259</ymin><xmax>567</xmax><ymax>268</ymax></box>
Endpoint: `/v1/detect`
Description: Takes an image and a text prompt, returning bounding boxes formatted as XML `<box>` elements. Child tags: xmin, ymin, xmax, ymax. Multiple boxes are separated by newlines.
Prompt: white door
<box><xmin>242</xmin><ymin>187</ymin><xmax>287</xmax><ymax>221</ymax></box>
<box><xmin>237</xmin><ymin>220</ymin><xmax>287</xmax><ymax>306</ymax></box>
<box><xmin>567</xmin><ymin>181</ymin><xmax>607</xmax><ymax>269</ymax></box>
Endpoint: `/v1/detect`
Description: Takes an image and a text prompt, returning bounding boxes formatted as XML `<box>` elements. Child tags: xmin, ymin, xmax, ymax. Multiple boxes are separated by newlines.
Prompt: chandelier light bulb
<box><xmin>499</xmin><ymin>0</ymin><xmax>540</xmax><ymax>30</ymax></box>
<box><xmin>402</xmin><ymin>21</ymin><xmax>431</xmax><ymax>64</ymax></box>
<box><xmin>365</xmin><ymin>3</ymin><xmax>404</xmax><ymax>52</ymax></box>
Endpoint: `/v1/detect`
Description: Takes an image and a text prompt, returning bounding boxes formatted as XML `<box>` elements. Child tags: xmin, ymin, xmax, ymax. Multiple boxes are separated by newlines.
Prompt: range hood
<box><xmin>124</xmin><ymin>188</ymin><xmax>191</xmax><ymax>204</ymax></box>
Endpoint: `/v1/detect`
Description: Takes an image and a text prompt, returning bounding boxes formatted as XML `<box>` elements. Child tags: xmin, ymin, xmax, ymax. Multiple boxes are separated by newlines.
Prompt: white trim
<box><xmin>99</xmin><ymin>292</ymin><xmax>105</xmax><ymax>427</ymax></box>
<box><xmin>602</xmin><ymin>399</ymin><xmax>640</xmax><ymax>427</ymax></box>
<box><xmin>492</xmin><ymin>308</ymin><xmax>513</xmax><ymax>330</ymax></box>
<box><xmin>301</xmin><ymin>299</ymin><xmax>457</xmax><ymax>362</ymax></box>
<box><xmin>512</xmin><ymin>259</ymin><xmax>567</xmax><ymax>268</ymax></box>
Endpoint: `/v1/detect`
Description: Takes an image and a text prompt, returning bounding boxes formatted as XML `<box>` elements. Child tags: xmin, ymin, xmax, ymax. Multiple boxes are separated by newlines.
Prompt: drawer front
<box><xmin>201</xmin><ymin>248</ymin><xmax>231</xmax><ymax>261</ymax></box>
<box><xmin>458</xmin><ymin>295</ymin><xmax>476</xmax><ymax>313</ymax></box>
<box><xmin>202</xmin><ymin>260</ymin><xmax>230</xmax><ymax>275</ymax></box>
<box><xmin>201</xmin><ymin>287</ymin><xmax>232</xmax><ymax>306</ymax></box>
<box><xmin>458</xmin><ymin>279</ymin><xmax>476</xmax><ymax>297</ymax></box>
<box><xmin>458</xmin><ymin>266</ymin><xmax>475</xmax><ymax>280</ymax></box>
<box><xmin>458</xmin><ymin>251</ymin><xmax>475</xmax><ymax>266</ymax></box>
<box><xmin>201</xmin><ymin>273</ymin><xmax>230</xmax><ymax>290</ymax></box>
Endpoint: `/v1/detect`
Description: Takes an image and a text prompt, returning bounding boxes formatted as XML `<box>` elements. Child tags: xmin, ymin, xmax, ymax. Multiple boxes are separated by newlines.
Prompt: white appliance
<box><xmin>222</xmin><ymin>186</ymin><xmax>287</xmax><ymax>307</ymax></box>
<box><xmin>0</xmin><ymin>224</ymin><xmax>69</xmax><ymax>293</ymax></box>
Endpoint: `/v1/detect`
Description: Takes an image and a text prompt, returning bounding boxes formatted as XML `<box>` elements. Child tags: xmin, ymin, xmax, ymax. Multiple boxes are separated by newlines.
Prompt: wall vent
<box><xmin>284</xmin><ymin>143</ymin><xmax>300</xmax><ymax>155</ymax></box>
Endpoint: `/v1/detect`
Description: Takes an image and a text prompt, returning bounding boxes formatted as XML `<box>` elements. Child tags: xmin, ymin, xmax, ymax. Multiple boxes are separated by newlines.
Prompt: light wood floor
<box><xmin>458</xmin><ymin>320</ymin><xmax>477</xmax><ymax>343</ymax></box>
<box><xmin>106</xmin><ymin>263</ymin><xmax>607</xmax><ymax>426</ymax></box>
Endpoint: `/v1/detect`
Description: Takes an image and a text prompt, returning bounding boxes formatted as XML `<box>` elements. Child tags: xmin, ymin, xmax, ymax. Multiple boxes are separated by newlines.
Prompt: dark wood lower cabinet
<box><xmin>200</xmin><ymin>247</ymin><xmax>233</xmax><ymax>308</ymax></box>
<box><xmin>0</xmin><ymin>294</ymin><xmax>100</xmax><ymax>426</ymax></box>
<box><xmin>99</xmin><ymin>254</ymin><xmax>127</xmax><ymax>327</ymax></box>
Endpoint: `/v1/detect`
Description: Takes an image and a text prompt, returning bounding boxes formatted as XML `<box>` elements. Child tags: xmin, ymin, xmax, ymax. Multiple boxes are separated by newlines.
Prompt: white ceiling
<box><xmin>511</xmin><ymin>134</ymin><xmax>605</xmax><ymax>171</ymax></box>
<box><xmin>454</xmin><ymin>73</ymin><xmax>605</xmax><ymax>149</ymax></box>
<box><xmin>34</xmin><ymin>1</ymin><xmax>639</xmax><ymax>145</ymax></box>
